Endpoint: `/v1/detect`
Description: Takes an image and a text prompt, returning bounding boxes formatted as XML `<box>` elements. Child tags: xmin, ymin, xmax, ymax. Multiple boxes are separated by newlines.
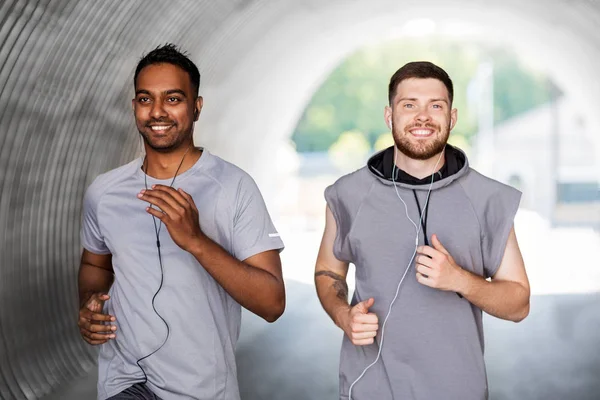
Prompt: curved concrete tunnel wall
<box><xmin>0</xmin><ymin>0</ymin><xmax>599</xmax><ymax>398</ymax></box>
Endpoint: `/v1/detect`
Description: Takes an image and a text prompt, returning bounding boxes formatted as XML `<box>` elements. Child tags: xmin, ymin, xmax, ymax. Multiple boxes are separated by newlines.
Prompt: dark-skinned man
<box><xmin>78</xmin><ymin>44</ymin><xmax>285</xmax><ymax>400</ymax></box>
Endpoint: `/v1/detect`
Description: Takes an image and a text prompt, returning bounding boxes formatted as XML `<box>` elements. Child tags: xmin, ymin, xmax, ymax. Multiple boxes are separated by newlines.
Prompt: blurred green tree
<box><xmin>328</xmin><ymin>130</ymin><xmax>371</xmax><ymax>173</ymax></box>
<box><xmin>292</xmin><ymin>38</ymin><xmax>553</xmax><ymax>153</ymax></box>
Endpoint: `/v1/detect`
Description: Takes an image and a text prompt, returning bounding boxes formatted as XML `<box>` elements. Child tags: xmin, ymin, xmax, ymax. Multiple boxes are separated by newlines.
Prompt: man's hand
<box><xmin>415</xmin><ymin>234</ymin><xmax>465</xmax><ymax>292</ymax></box>
<box><xmin>338</xmin><ymin>297</ymin><xmax>379</xmax><ymax>346</ymax></box>
<box><xmin>138</xmin><ymin>185</ymin><xmax>204</xmax><ymax>252</ymax></box>
<box><xmin>78</xmin><ymin>293</ymin><xmax>116</xmax><ymax>345</ymax></box>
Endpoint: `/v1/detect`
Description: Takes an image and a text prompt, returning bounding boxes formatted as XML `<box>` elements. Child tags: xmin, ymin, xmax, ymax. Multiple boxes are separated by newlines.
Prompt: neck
<box><xmin>394</xmin><ymin>148</ymin><xmax>446</xmax><ymax>180</ymax></box>
<box><xmin>143</xmin><ymin>142</ymin><xmax>202</xmax><ymax>179</ymax></box>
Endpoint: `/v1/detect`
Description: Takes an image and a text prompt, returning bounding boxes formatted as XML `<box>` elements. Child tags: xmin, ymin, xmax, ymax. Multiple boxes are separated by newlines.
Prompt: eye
<box><xmin>137</xmin><ymin>97</ymin><xmax>150</xmax><ymax>103</ymax></box>
<box><xmin>432</xmin><ymin>103</ymin><xmax>444</xmax><ymax>109</ymax></box>
<box><xmin>403</xmin><ymin>103</ymin><xmax>414</xmax><ymax>109</ymax></box>
<box><xmin>167</xmin><ymin>97</ymin><xmax>181</xmax><ymax>103</ymax></box>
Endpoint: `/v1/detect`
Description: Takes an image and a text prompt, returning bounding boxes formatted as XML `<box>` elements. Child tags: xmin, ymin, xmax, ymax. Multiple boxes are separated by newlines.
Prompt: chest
<box><xmin>97</xmin><ymin>183</ymin><xmax>230</xmax><ymax>261</ymax></box>
<box><xmin>347</xmin><ymin>188</ymin><xmax>484</xmax><ymax>287</ymax></box>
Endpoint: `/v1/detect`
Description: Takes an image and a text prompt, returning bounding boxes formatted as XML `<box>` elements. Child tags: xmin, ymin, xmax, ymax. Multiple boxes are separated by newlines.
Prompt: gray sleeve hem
<box><xmin>324</xmin><ymin>186</ymin><xmax>351</xmax><ymax>263</ymax></box>
<box><xmin>325</xmin><ymin>186</ymin><xmax>347</xmax><ymax>261</ymax></box>
<box><xmin>324</xmin><ymin>179</ymin><xmax>376</xmax><ymax>264</ymax></box>
<box><xmin>81</xmin><ymin>244</ymin><xmax>112</xmax><ymax>255</ymax></box>
<box><xmin>486</xmin><ymin>191</ymin><xmax>521</xmax><ymax>278</ymax></box>
<box><xmin>237</xmin><ymin>241</ymin><xmax>284</xmax><ymax>262</ymax></box>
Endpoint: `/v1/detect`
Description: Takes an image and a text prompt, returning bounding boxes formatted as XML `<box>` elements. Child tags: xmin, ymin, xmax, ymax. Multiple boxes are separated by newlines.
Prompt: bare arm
<box><xmin>457</xmin><ymin>227</ymin><xmax>530</xmax><ymax>321</ymax></box>
<box><xmin>77</xmin><ymin>250</ymin><xmax>117</xmax><ymax>345</ymax></box>
<box><xmin>78</xmin><ymin>250</ymin><xmax>113</xmax><ymax>306</ymax></box>
<box><xmin>190</xmin><ymin>241</ymin><xmax>285</xmax><ymax>322</ymax></box>
<box><xmin>139</xmin><ymin>185</ymin><xmax>285</xmax><ymax>323</ymax></box>
<box><xmin>415</xmin><ymin>227</ymin><xmax>530</xmax><ymax>322</ymax></box>
<box><xmin>315</xmin><ymin>206</ymin><xmax>378</xmax><ymax>345</ymax></box>
<box><xmin>315</xmin><ymin>206</ymin><xmax>351</xmax><ymax>326</ymax></box>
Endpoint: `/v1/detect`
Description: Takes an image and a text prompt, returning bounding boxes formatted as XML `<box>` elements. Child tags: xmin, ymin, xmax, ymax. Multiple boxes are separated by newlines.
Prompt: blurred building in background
<box><xmin>490</xmin><ymin>98</ymin><xmax>599</xmax><ymax>229</ymax></box>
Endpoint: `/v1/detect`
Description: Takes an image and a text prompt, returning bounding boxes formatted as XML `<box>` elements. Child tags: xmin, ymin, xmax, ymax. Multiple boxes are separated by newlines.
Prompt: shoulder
<box><xmin>459</xmin><ymin>168</ymin><xmax>521</xmax><ymax>198</ymax></box>
<box><xmin>202</xmin><ymin>151</ymin><xmax>261</xmax><ymax>197</ymax></box>
<box><xmin>327</xmin><ymin>167</ymin><xmax>373</xmax><ymax>197</ymax></box>
<box><xmin>457</xmin><ymin>168</ymin><xmax>522</xmax><ymax>217</ymax></box>
<box><xmin>325</xmin><ymin>167</ymin><xmax>374</xmax><ymax>213</ymax></box>
<box><xmin>84</xmin><ymin>159</ymin><xmax>140</xmax><ymax>204</ymax></box>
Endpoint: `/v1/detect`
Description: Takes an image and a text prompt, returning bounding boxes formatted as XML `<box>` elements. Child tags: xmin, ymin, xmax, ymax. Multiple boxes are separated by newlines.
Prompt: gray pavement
<box><xmin>42</xmin><ymin>281</ymin><xmax>600</xmax><ymax>400</ymax></box>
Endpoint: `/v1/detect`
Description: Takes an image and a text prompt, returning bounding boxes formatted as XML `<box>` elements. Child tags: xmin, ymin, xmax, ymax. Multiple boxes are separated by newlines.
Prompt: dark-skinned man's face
<box><xmin>133</xmin><ymin>63</ymin><xmax>201</xmax><ymax>152</ymax></box>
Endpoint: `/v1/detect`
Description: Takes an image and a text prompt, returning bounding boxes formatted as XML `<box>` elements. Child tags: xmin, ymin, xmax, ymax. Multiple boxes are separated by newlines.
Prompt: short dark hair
<box><xmin>388</xmin><ymin>61</ymin><xmax>453</xmax><ymax>105</ymax></box>
<box><xmin>134</xmin><ymin>43</ymin><xmax>201</xmax><ymax>96</ymax></box>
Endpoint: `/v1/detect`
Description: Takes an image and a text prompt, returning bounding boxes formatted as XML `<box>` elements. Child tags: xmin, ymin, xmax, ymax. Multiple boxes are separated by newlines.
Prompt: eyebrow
<box><xmin>397</xmin><ymin>97</ymin><xmax>448</xmax><ymax>104</ymax></box>
<box><xmin>135</xmin><ymin>89</ymin><xmax>187</xmax><ymax>97</ymax></box>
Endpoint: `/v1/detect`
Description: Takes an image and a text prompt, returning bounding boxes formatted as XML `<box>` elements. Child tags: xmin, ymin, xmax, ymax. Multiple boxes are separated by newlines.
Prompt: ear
<box><xmin>194</xmin><ymin>96</ymin><xmax>204</xmax><ymax>121</ymax></box>
<box><xmin>131</xmin><ymin>98</ymin><xmax>136</xmax><ymax>114</ymax></box>
<box><xmin>450</xmin><ymin>108</ymin><xmax>458</xmax><ymax>130</ymax></box>
<box><xmin>384</xmin><ymin>105</ymin><xmax>393</xmax><ymax>130</ymax></box>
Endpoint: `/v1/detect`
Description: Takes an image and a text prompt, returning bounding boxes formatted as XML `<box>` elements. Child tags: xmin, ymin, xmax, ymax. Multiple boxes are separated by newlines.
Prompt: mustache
<box><xmin>404</xmin><ymin>122</ymin><xmax>440</xmax><ymax>130</ymax></box>
<box><xmin>146</xmin><ymin>118</ymin><xmax>175</xmax><ymax>126</ymax></box>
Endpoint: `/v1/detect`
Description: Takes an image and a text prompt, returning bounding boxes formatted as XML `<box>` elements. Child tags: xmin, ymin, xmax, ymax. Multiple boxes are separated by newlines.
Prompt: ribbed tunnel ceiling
<box><xmin>1</xmin><ymin>0</ymin><xmax>599</xmax><ymax>398</ymax></box>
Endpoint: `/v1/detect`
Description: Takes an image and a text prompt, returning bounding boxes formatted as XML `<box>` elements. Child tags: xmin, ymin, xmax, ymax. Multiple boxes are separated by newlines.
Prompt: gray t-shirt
<box><xmin>325</xmin><ymin>149</ymin><xmax>520</xmax><ymax>400</ymax></box>
<box><xmin>81</xmin><ymin>149</ymin><xmax>284</xmax><ymax>400</ymax></box>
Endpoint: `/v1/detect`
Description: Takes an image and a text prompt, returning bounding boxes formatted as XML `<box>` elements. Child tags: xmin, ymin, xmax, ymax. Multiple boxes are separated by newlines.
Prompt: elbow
<box><xmin>263</xmin><ymin>301</ymin><xmax>285</xmax><ymax>323</ymax></box>
<box><xmin>263</xmin><ymin>291</ymin><xmax>286</xmax><ymax>323</ymax></box>
<box><xmin>509</xmin><ymin>283</ymin><xmax>530</xmax><ymax>323</ymax></box>
<box><xmin>511</xmin><ymin>300</ymin><xmax>530</xmax><ymax>323</ymax></box>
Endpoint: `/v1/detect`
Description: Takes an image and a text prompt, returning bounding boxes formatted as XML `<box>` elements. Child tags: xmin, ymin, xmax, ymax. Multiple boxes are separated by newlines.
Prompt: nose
<box><xmin>415</xmin><ymin>109</ymin><xmax>431</xmax><ymax>123</ymax></box>
<box><xmin>150</xmin><ymin>101</ymin><xmax>168</xmax><ymax>120</ymax></box>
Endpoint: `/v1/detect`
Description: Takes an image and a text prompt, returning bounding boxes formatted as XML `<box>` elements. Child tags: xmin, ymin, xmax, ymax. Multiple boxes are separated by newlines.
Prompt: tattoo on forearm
<box><xmin>315</xmin><ymin>271</ymin><xmax>349</xmax><ymax>301</ymax></box>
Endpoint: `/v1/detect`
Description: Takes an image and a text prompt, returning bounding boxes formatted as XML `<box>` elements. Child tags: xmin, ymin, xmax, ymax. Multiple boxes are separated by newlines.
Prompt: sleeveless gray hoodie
<box><xmin>325</xmin><ymin>145</ymin><xmax>521</xmax><ymax>400</ymax></box>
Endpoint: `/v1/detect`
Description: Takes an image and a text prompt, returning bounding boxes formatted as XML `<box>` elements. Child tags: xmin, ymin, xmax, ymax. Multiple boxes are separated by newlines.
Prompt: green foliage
<box><xmin>490</xmin><ymin>49</ymin><xmax>554</xmax><ymax>123</ymax></box>
<box><xmin>292</xmin><ymin>38</ymin><xmax>553</xmax><ymax>153</ymax></box>
<box><xmin>374</xmin><ymin>132</ymin><xmax>394</xmax><ymax>152</ymax></box>
<box><xmin>328</xmin><ymin>130</ymin><xmax>371</xmax><ymax>173</ymax></box>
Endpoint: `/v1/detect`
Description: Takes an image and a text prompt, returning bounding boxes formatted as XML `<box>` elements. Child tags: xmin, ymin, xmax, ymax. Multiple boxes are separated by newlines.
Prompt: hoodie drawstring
<box><xmin>412</xmin><ymin>189</ymin><xmax>430</xmax><ymax>246</ymax></box>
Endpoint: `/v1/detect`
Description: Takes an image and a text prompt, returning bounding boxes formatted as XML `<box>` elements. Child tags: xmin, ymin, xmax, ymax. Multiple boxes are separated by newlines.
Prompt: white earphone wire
<box><xmin>348</xmin><ymin>145</ymin><xmax>446</xmax><ymax>400</ymax></box>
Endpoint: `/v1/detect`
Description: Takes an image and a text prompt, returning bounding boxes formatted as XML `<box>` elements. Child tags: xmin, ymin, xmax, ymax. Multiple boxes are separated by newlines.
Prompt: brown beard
<box><xmin>392</xmin><ymin>121</ymin><xmax>450</xmax><ymax>160</ymax></box>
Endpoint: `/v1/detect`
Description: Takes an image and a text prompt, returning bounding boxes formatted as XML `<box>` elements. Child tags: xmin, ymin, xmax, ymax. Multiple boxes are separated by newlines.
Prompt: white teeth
<box><xmin>412</xmin><ymin>129</ymin><xmax>433</xmax><ymax>136</ymax></box>
<box><xmin>151</xmin><ymin>125</ymin><xmax>172</xmax><ymax>131</ymax></box>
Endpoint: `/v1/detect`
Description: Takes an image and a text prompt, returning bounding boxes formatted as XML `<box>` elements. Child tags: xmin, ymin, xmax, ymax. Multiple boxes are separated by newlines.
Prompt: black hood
<box><xmin>367</xmin><ymin>144</ymin><xmax>468</xmax><ymax>190</ymax></box>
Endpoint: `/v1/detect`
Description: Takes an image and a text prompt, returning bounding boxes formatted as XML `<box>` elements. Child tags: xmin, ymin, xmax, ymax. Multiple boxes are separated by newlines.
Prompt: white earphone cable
<box><xmin>348</xmin><ymin>145</ymin><xmax>445</xmax><ymax>400</ymax></box>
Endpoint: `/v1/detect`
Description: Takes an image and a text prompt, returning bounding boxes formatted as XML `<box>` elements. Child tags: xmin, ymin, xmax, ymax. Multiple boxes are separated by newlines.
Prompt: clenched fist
<box><xmin>415</xmin><ymin>234</ymin><xmax>466</xmax><ymax>292</ymax></box>
<box><xmin>339</xmin><ymin>297</ymin><xmax>379</xmax><ymax>346</ymax></box>
<box><xmin>78</xmin><ymin>292</ymin><xmax>117</xmax><ymax>345</ymax></box>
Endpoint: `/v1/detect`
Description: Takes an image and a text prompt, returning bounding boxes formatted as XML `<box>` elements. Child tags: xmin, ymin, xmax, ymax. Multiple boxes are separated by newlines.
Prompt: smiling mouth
<box><xmin>148</xmin><ymin>125</ymin><xmax>174</xmax><ymax>132</ymax></box>
<box><xmin>409</xmin><ymin>128</ymin><xmax>434</xmax><ymax>137</ymax></box>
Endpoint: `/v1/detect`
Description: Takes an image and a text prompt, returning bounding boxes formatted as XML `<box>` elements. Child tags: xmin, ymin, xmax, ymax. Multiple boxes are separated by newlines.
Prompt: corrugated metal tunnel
<box><xmin>1</xmin><ymin>0</ymin><xmax>599</xmax><ymax>399</ymax></box>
